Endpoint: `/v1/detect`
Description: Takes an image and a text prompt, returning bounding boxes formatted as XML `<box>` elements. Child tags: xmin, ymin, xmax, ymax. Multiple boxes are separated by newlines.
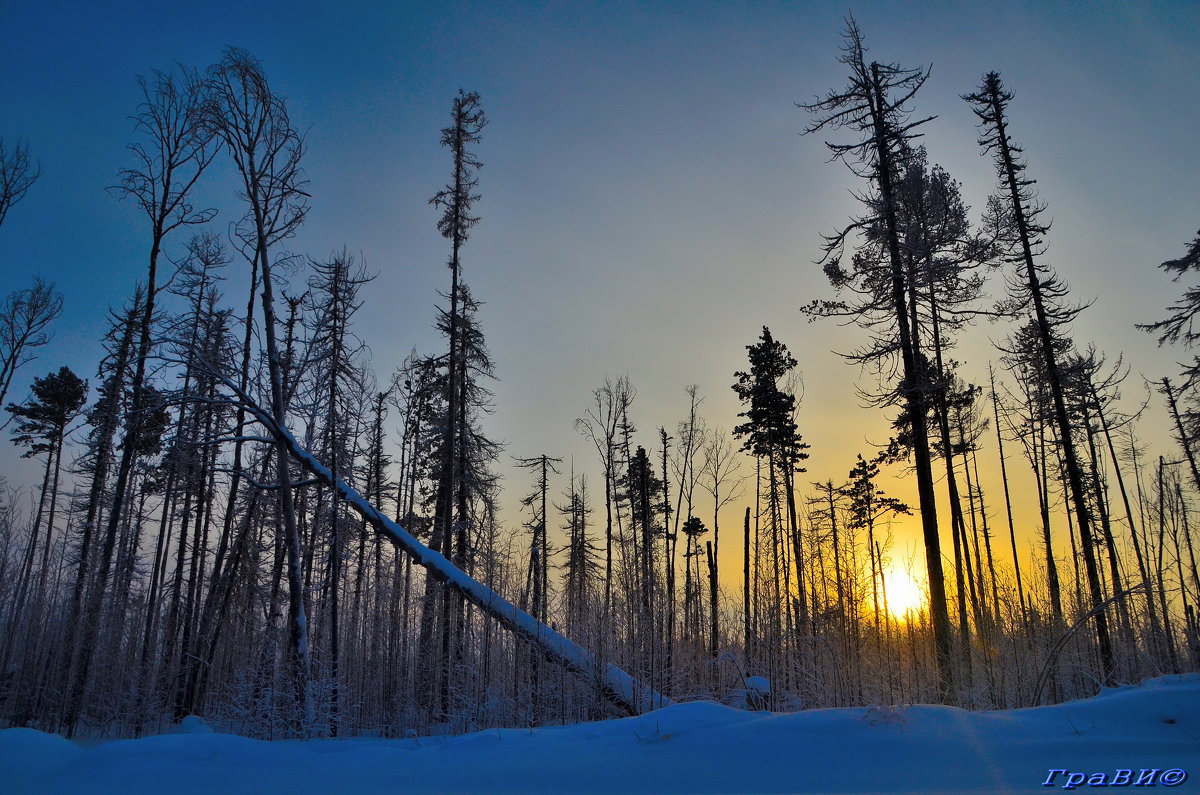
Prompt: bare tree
<box><xmin>208</xmin><ymin>356</ymin><xmax>670</xmax><ymax>716</ymax></box>
<box><xmin>576</xmin><ymin>375</ymin><xmax>636</xmax><ymax>616</ymax></box>
<box><xmin>0</xmin><ymin>277</ymin><xmax>63</xmax><ymax>414</ymax></box>
<box><xmin>62</xmin><ymin>63</ymin><xmax>216</xmax><ymax>735</ymax></box>
<box><xmin>0</xmin><ymin>138</ymin><xmax>40</xmax><ymax>228</ymax></box>
<box><xmin>699</xmin><ymin>428</ymin><xmax>743</xmax><ymax>659</ymax></box>
<box><xmin>206</xmin><ymin>46</ymin><xmax>312</xmax><ymax>733</ymax></box>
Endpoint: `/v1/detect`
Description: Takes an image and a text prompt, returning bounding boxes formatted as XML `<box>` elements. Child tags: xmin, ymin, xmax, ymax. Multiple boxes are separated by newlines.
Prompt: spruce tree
<box><xmin>423</xmin><ymin>91</ymin><xmax>486</xmax><ymax>720</ymax></box>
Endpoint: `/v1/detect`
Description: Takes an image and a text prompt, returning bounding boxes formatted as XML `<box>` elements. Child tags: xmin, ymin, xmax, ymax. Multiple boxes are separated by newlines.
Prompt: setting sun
<box><xmin>882</xmin><ymin>568</ymin><xmax>926</xmax><ymax>620</ymax></box>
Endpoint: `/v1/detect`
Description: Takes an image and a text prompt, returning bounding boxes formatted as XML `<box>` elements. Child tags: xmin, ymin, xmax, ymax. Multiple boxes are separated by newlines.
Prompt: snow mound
<box><xmin>171</xmin><ymin>715</ymin><xmax>214</xmax><ymax>734</ymax></box>
<box><xmin>2</xmin><ymin>675</ymin><xmax>1198</xmax><ymax>793</ymax></box>
<box><xmin>0</xmin><ymin>728</ymin><xmax>81</xmax><ymax>785</ymax></box>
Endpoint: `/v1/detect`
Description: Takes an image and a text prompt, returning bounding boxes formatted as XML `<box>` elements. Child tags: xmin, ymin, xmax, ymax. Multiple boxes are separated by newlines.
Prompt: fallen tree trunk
<box><xmin>225</xmin><ymin>375</ymin><xmax>671</xmax><ymax>716</ymax></box>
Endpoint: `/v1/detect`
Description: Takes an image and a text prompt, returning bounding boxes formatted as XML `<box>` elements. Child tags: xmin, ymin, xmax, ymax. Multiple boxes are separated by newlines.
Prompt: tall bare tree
<box><xmin>63</xmin><ymin>64</ymin><xmax>216</xmax><ymax>735</ymax></box>
<box><xmin>576</xmin><ymin>375</ymin><xmax>636</xmax><ymax>616</ymax></box>
<box><xmin>207</xmin><ymin>46</ymin><xmax>312</xmax><ymax>732</ymax></box>
<box><xmin>420</xmin><ymin>91</ymin><xmax>486</xmax><ymax>720</ymax></box>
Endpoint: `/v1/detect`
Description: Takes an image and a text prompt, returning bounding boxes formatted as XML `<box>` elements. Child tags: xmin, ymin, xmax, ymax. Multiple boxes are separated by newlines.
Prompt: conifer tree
<box><xmin>800</xmin><ymin>19</ymin><xmax>954</xmax><ymax>697</ymax></box>
<box><xmin>6</xmin><ymin>365</ymin><xmax>87</xmax><ymax>593</ymax></box>
<box><xmin>840</xmin><ymin>452</ymin><xmax>908</xmax><ymax>630</ymax></box>
<box><xmin>422</xmin><ymin>91</ymin><xmax>486</xmax><ymax>719</ymax></box>
<box><xmin>560</xmin><ymin>472</ymin><xmax>598</xmax><ymax>638</ymax></box>
<box><xmin>305</xmin><ymin>249</ymin><xmax>372</xmax><ymax>734</ymax></box>
<box><xmin>966</xmin><ymin>71</ymin><xmax>1113</xmax><ymax>680</ymax></box>
<box><xmin>1</xmin><ymin>365</ymin><xmax>86</xmax><ymax>713</ymax></box>
<box><xmin>732</xmin><ymin>328</ymin><xmax>809</xmax><ymax>642</ymax></box>
<box><xmin>428</xmin><ymin>89</ymin><xmax>486</xmax><ymax>576</ymax></box>
<box><xmin>1141</xmin><ymin>228</ymin><xmax>1200</xmax><ymax>393</ymax></box>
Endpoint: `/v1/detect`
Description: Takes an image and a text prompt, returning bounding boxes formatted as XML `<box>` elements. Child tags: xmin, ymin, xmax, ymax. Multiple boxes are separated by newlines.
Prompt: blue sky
<box><xmin>2</xmin><ymin>1</ymin><xmax>1198</xmax><ymax>562</ymax></box>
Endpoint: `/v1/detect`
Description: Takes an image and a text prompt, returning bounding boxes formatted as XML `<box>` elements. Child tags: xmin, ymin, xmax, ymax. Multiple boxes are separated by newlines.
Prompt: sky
<box><xmin>1</xmin><ymin>0</ymin><xmax>1199</xmax><ymax>581</ymax></box>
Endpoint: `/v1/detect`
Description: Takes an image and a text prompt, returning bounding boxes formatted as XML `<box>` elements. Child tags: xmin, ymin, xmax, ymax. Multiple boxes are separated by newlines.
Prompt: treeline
<box><xmin>0</xmin><ymin>23</ymin><xmax>1198</xmax><ymax>740</ymax></box>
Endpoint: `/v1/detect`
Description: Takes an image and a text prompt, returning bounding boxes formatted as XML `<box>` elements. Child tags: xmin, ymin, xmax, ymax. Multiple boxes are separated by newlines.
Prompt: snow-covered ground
<box><xmin>3</xmin><ymin>675</ymin><xmax>1198</xmax><ymax>794</ymax></box>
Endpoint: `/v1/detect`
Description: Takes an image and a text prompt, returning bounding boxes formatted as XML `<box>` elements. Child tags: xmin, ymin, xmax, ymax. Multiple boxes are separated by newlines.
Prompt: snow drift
<box><xmin>3</xmin><ymin>674</ymin><xmax>1199</xmax><ymax>793</ymax></box>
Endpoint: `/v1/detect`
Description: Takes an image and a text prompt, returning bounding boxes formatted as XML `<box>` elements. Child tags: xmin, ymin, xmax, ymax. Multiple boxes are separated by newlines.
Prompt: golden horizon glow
<box><xmin>882</xmin><ymin>567</ymin><xmax>926</xmax><ymax>620</ymax></box>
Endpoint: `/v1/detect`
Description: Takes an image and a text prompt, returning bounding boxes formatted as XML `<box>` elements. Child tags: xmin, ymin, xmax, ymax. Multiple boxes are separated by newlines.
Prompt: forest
<box><xmin>1</xmin><ymin>19</ymin><xmax>1198</xmax><ymax>741</ymax></box>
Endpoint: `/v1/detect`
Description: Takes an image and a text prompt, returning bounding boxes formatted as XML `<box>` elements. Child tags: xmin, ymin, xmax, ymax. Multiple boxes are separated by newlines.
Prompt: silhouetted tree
<box><xmin>559</xmin><ymin>472</ymin><xmax>598</xmax><ymax>637</ymax></box>
<box><xmin>841</xmin><ymin>452</ymin><xmax>909</xmax><ymax>629</ymax></box>
<box><xmin>732</xmin><ymin>326</ymin><xmax>808</xmax><ymax>656</ymax></box>
<box><xmin>1141</xmin><ymin>228</ymin><xmax>1200</xmax><ymax>394</ymax></box>
<box><xmin>0</xmin><ymin>138</ymin><xmax>40</xmax><ymax>228</ymax></box>
<box><xmin>422</xmin><ymin>91</ymin><xmax>487</xmax><ymax>720</ymax></box>
<box><xmin>207</xmin><ymin>46</ymin><xmax>312</xmax><ymax>731</ymax></box>
<box><xmin>799</xmin><ymin>19</ymin><xmax>954</xmax><ymax>696</ymax></box>
<box><xmin>966</xmin><ymin>71</ymin><xmax>1113</xmax><ymax>680</ymax></box>
<box><xmin>1</xmin><ymin>366</ymin><xmax>86</xmax><ymax>703</ymax></box>
<box><xmin>0</xmin><ymin>277</ymin><xmax>63</xmax><ymax>414</ymax></box>
<box><xmin>6</xmin><ymin>365</ymin><xmax>87</xmax><ymax>594</ymax></box>
<box><xmin>63</xmin><ymin>62</ymin><xmax>217</xmax><ymax>736</ymax></box>
<box><xmin>576</xmin><ymin>375</ymin><xmax>636</xmax><ymax>616</ymax></box>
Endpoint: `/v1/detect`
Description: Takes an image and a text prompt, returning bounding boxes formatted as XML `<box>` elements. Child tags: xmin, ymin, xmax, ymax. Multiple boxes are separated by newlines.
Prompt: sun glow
<box><xmin>882</xmin><ymin>567</ymin><xmax>926</xmax><ymax>620</ymax></box>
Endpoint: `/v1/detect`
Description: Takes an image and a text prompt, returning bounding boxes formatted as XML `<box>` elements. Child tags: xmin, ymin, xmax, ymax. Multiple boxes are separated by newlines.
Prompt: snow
<box><xmin>744</xmin><ymin>675</ymin><xmax>771</xmax><ymax>694</ymax></box>
<box><xmin>4</xmin><ymin>675</ymin><xmax>1199</xmax><ymax>793</ymax></box>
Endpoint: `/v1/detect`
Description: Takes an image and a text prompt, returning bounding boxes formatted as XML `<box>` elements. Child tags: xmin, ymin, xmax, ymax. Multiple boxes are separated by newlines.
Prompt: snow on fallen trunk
<box><xmin>237</xmin><ymin>388</ymin><xmax>669</xmax><ymax>716</ymax></box>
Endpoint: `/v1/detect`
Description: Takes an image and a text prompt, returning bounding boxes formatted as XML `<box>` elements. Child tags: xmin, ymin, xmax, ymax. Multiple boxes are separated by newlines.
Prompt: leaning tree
<box><xmin>965</xmin><ymin>71</ymin><xmax>1113</xmax><ymax>681</ymax></box>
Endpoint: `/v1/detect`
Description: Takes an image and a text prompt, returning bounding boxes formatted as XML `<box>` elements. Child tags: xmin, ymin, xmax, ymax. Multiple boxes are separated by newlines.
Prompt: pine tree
<box><xmin>1</xmin><ymin>365</ymin><xmax>87</xmax><ymax>712</ymax></box>
<box><xmin>732</xmin><ymin>326</ymin><xmax>809</xmax><ymax>649</ymax></box>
